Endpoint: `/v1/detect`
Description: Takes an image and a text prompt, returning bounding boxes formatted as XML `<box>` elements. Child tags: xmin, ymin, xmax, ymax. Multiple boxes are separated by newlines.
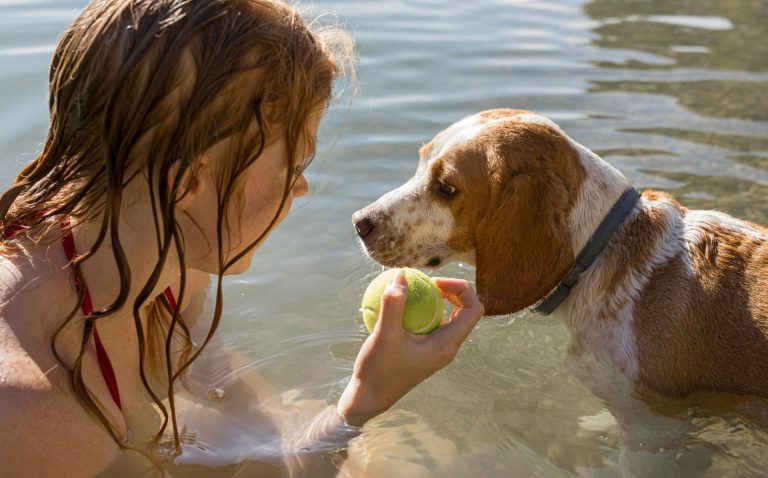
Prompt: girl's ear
<box><xmin>169</xmin><ymin>157</ymin><xmax>206</xmax><ymax>210</ymax></box>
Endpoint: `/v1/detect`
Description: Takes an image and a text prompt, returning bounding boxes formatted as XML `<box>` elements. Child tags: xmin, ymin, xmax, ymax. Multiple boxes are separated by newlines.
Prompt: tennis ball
<box><xmin>361</xmin><ymin>268</ymin><xmax>444</xmax><ymax>334</ymax></box>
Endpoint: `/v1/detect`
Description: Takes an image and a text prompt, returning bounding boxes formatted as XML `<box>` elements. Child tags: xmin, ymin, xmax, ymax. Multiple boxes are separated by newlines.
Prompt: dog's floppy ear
<box><xmin>475</xmin><ymin>146</ymin><xmax>576</xmax><ymax>316</ymax></box>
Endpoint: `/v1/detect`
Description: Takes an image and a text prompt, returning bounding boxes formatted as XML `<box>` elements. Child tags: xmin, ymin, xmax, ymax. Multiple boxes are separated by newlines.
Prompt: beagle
<box><xmin>352</xmin><ymin>109</ymin><xmax>768</xmax><ymax>399</ymax></box>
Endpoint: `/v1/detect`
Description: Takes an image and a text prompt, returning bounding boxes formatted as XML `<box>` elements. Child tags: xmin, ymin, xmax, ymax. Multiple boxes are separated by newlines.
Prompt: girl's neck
<box><xmin>1</xmin><ymin>182</ymin><xmax>181</xmax><ymax>415</ymax></box>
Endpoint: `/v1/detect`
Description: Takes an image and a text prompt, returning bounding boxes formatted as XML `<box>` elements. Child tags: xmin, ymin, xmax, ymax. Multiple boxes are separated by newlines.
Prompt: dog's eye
<box><xmin>438</xmin><ymin>182</ymin><xmax>457</xmax><ymax>198</ymax></box>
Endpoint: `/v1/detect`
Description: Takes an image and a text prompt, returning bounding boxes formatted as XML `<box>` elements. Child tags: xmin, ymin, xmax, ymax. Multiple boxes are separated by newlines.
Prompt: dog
<box><xmin>352</xmin><ymin>108</ymin><xmax>768</xmax><ymax>399</ymax></box>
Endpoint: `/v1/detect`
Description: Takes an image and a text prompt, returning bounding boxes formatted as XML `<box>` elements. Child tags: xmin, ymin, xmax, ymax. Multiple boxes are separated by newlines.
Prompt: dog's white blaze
<box><xmin>431</xmin><ymin>114</ymin><xmax>485</xmax><ymax>159</ymax></box>
<box><xmin>516</xmin><ymin>113</ymin><xmax>561</xmax><ymax>129</ymax></box>
<box><xmin>431</xmin><ymin>114</ymin><xmax>512</xmax><ymax>160</ymax></box>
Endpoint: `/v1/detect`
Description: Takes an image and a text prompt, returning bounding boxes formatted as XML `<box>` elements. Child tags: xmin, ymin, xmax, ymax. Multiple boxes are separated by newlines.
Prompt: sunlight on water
<box><xmin>1</xmin><ymin>0</ymin><xmax>767</xmax><ymax>477</ymax></box>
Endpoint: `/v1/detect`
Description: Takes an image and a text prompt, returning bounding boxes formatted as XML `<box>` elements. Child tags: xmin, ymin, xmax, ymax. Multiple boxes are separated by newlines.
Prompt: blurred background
<box><xmin>1</xmin><ymin>0</ymin><xmax>767</xmax><ymax>476</ymax></box>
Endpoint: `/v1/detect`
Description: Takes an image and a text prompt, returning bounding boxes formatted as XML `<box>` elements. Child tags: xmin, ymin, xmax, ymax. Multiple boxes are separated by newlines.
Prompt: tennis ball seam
<box><xmin>408</xmin><ymin>277</ymin><xmax>442</xmax><ymax>334</ymax></box>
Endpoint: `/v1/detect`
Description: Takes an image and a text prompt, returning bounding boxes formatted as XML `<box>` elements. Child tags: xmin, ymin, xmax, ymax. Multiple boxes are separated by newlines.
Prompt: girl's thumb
<box><xmin>376</xmin><ymin>269</ymin><xmax>408</xmax><ymax>334</ymax></box>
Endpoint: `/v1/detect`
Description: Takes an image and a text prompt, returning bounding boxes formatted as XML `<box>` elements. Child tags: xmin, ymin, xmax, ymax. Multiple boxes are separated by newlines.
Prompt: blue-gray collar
<box><xmin>533</xmin><ymin>187</ymin><xmax>642</xmax><ymax>316</ymax></box>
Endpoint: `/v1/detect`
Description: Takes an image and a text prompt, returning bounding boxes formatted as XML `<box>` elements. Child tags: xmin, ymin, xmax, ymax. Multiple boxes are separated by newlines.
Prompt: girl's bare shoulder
<box><xmin>0</xmin><ymin>269</ymin><xmax>120</xmax><ymax>478</ymax></box>
<box><xmin>0</xmin><ymin>353</ymin><xmax>120</xmax><ymax>477</ymax></box>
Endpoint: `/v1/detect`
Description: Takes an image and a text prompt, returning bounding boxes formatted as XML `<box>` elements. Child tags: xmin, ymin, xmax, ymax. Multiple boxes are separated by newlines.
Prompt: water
<box><xmin>2</xmin><ymin>0</ymin><xmax>768</xmax><ymax>476</ymax></box>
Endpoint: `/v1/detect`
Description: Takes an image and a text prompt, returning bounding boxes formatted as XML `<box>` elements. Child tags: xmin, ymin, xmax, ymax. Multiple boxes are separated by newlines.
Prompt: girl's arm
<box><xmin>285</xmin><ymin>272</ymin><xmax>484</xmax><ymax>446</ymax></box>
<box><xmin>173</xmin><ymin>269</ymin><xmax>483</xmax><ymax>473</ymax></box>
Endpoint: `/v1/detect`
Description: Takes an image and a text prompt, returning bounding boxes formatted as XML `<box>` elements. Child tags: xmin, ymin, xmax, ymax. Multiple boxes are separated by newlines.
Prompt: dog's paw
<box><xmin>577</xmin><ymin>409</ymin><xmax>618</xmax><ymax>438</ymax></box>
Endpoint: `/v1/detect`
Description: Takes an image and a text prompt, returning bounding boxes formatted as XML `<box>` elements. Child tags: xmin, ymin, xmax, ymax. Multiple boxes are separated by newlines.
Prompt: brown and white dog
<box><xmin>352</xmin><ymin>108</ymin><xmax>768</xmax><ymax>399</ymax></box>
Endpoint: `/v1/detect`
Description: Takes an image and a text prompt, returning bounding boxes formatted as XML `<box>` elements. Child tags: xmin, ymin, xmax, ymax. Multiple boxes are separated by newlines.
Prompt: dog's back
<box><xmin>556</xmin><ymin>186</ymin><xmax>768</xmax><ymax>397</ymax></box>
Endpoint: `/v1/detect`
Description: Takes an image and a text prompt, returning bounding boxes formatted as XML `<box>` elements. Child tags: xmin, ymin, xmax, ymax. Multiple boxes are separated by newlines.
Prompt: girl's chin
<box><xmin>188</xmin><ymin>251</ymin><xmax>254</xmax><ymax>276</ymax></box>
<box><xmin>222</xmin><ymin>251</ymin><xmax>256</xmax><ymax>275</ymax></box>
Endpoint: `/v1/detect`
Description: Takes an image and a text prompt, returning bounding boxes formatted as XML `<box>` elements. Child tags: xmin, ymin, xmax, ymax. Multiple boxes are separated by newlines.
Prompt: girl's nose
<box><xmin>292</xmin><ymin>173</ymin><xmax>309</xmax><ymax>198</ymax></box>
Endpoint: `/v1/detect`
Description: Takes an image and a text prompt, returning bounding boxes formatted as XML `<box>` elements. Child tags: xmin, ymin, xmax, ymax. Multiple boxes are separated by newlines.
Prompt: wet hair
<box><xmin>0</xmin><ymin>0</ymin><xmax>353</xmax><ymax>453</ymax></box>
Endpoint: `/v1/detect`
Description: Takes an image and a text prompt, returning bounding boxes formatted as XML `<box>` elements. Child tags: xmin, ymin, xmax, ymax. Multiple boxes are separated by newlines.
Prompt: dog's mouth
<box><xmin>353</xmin><ymin>210</ymin><xmax>454</xmax><ymax>269</ymax></box>
<box><xmin>358</xmin><ymin>237</ymin><xmax>446</xmax><ymax>270</ymax></box>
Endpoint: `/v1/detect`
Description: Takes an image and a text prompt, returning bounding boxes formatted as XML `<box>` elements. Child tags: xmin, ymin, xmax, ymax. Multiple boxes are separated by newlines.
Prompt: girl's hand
<box><xmin>337</xmin><ymin>270</ymin><xmax>484</xmax><ymax>426</ymax></box>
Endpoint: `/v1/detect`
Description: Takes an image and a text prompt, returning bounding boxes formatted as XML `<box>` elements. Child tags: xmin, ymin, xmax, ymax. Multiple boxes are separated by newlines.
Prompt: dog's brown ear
<box><xmin>475</xmin><ymin>162</ymin><xmax>575</xmax><ymax>316</ymax></box>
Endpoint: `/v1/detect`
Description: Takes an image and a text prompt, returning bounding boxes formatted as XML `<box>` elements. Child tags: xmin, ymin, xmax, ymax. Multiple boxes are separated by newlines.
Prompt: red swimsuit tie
<box><xmin>60</xmin><ymin>218</ymin><xmax>122</xmax><ymax>410</ymax></box>
<box><xmin>60</xmin><ymin>219</ymin><xmax>184</xmax><ymax>411</ymax></box>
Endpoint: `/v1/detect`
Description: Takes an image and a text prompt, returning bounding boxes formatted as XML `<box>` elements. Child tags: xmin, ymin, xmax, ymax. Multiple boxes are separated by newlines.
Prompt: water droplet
<box><xmin>208</xmin><ymin>388</ymin><xmax>226</xmax><ymax>401</ymax></box>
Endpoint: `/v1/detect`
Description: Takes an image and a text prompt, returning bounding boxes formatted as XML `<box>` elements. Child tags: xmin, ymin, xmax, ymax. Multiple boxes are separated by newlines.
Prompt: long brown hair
<box><xmin>0</xmin><ymin>0</ymin><xmax>353</xmax><ymax>453</ymax></box>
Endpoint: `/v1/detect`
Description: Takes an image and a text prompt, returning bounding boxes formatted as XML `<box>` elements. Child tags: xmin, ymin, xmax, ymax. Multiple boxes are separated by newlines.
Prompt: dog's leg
<box><xmin>565</xmin><ymin>346</ymin><xmax>712</xmax><ymax>478</ymax></box>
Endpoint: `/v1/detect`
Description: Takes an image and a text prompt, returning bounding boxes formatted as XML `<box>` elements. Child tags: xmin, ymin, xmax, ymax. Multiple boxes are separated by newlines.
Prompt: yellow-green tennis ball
<box><xmin>361</xmin><ymin>268</ymin><xmax>444</xmax><ymax>334</ymax></box>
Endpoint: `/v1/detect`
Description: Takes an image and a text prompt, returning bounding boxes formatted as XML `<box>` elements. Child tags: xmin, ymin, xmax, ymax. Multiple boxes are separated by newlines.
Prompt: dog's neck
<box><xmin>533</xmin><ymin>187</ymin><xmax>641</xmax><ymax>315</ymax></box>
<box><xmin>567</xmin><ymin>142</ymin><xmax>632</xmax><ymax>255</ymax></box>
<box><xmin>553</xmin><ymin>191</ymin><xmax>686</xmax><ymax>379</ymax></box>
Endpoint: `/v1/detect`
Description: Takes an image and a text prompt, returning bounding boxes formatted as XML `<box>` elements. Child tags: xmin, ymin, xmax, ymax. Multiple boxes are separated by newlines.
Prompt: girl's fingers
<box><xmin>430</xmin><ymin>278</ymin><xmax>484</xmax><ymax>348</ymax></box>
<box><xmin>433</xmin><ymin>277</ymin><xmax>482</xmax><ymax>309</ymax></box>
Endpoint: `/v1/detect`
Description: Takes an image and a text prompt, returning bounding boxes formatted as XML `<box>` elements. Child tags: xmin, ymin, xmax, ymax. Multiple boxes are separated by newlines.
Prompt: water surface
<box><xmin>1</xmin><ymin>0</ymin><xmax>768</xmax><ymax>476</ymax></box>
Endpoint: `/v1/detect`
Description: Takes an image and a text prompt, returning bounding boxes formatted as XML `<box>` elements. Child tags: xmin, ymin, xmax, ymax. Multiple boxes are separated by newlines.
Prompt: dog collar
<box><xmin>533</xmin><ymin>187</ymin><xmax>642</xmax><ymax>316</ymax></box>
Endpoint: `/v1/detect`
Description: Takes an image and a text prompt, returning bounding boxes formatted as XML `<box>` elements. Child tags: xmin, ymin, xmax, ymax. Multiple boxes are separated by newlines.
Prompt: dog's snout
<box><xmin>352</xmin><ymin>211</ymin><xmax>375</xmax><ymax>239</ymax></box>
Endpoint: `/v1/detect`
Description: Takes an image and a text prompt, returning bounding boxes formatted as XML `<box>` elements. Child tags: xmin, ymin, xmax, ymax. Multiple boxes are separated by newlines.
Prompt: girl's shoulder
<box><xmin>0</xmin><ymin>312</ymin><xmax>121</xmax><ymax>475</ymax></box>
<box><xmin>0</xmin><ymin>365</ymin><xmax>120</xmax><ymax>476</ymax></box>
<box><xmin>0</xmin><ymin>254</ymin><xmax>126</xmax><ymax>476</ymax></box>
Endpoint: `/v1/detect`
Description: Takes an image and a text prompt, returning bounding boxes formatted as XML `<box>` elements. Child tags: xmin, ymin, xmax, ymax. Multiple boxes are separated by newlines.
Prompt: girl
<box><xmin>0</xmin><ymin>0</ymin><xmax>484</xmax><ymax>475</ymax></box>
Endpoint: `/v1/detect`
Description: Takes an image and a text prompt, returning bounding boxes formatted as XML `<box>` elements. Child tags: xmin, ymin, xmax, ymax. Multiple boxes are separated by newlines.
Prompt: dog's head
<box><xmin>353</xmin><ymin>109</ymin><xmax>626</xmax><ymax>315</ymax></box>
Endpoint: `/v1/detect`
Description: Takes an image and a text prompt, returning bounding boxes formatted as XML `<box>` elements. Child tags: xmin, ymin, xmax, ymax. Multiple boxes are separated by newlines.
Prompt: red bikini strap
<box><xmin>60</xmin><ymin>218</ymin><xmax>122</xmax><ymax>411</ymax></box>
<box><xmin>163</xmin><ymin>286</ymin><xmax>186</xmax><ymax>329</ymax></box>
<box><xmin>163</xmin><ymin>287</ymin><xmax>179</xmax><ymax>313</ymax></box>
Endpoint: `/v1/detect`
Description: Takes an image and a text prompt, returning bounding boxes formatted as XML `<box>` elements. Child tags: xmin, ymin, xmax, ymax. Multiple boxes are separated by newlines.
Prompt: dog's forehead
<box><xmin>425</xmin><ymin>111</ymin><xmax>562</xmax><ymax>163</ymax></box>
<box><xmin>429</xmin><ymin>115</ymin><xmax>488</xmax><ymax>159</ymax></box>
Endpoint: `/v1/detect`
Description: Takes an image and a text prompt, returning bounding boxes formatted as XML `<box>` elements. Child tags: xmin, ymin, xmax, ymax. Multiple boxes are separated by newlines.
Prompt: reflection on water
<box><xmin>586</xmin><ymin>0</ymin><xmax>768</xmax><ymax>73</ymax></box>
<box><xmin>646</xmin><ymin>168</ymin><xmax>768</xmax><ymax>225</ymax></box>
<box><xmin>581</xmin><ymin>0</ymin><xmax>768</xmax><ymax>228</ymax></box>
<box><xmin>587</xmin><ymin>0</ymin><xmax>768</xmax><ymax>122</ymax></box>
<box><xmin>592</xmin><ymin>80</ymin><xmax>768</xmax><ymax>121</ymax></box>
<box><xmin>614</xmin><ymin>126</ymin><xmax>768</xmax><ymax>217</ymax></box>
<box><xmin>620</xmin><ymin>127</ymin><xmax>768</xmax><ymax>152</ymax></box>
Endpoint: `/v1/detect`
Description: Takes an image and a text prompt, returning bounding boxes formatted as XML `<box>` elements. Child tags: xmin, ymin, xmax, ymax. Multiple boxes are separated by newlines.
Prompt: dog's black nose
<box><xmin>352</xmin><ymin>211</ymin><xmax>374</xmax><ymax>238</ymax></box>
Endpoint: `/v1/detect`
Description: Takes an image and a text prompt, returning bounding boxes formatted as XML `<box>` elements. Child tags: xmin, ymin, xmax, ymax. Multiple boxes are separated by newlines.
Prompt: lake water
<box><xmin>2</xmin><ymin>0</ymin><xmax>768</xmax><ymax>477</ymax></box>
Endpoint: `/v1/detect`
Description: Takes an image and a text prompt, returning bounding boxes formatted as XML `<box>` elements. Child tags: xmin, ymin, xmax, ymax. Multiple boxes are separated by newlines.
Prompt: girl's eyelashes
<box><xmin>290</xmin><ymin>164</ymin><xmax>306</xmax><ymax>185</ymax></box>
